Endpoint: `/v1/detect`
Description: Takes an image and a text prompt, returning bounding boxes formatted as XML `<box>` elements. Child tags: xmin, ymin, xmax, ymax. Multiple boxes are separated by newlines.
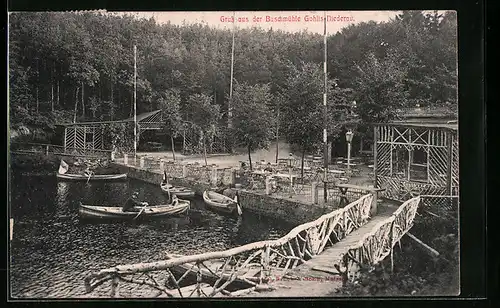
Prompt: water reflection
<box><xmin>10</xmin><ymin>175</ymin><xmax>295</xmax><ymax>298</ymax></box>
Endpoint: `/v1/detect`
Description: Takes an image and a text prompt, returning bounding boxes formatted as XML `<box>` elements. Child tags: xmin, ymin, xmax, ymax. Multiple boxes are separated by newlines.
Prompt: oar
<box><xmin>86</xmin><ymin>171</ymin><xmax>93</xmax><ymax>184</ymax></box>
<box><xmin>234</xmin><ymin>195</ymin><xmax>242</xmax><ymax>216</ymax></box>
<box><xmin>133</xmin><ymin>203</ymin><xmax>149</xmax><ymax>220</ymax></box>
<box><xmin>165</xmin><ymin>172</ymin><xmax>171</xmax><ymax>201</ymax></box>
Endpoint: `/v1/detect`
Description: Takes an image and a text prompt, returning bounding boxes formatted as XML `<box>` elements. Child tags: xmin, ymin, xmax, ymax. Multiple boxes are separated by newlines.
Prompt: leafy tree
<box><xmin>185</xmin><ymin>94</ymin><xmax>221</xmax><ymax>165</ymax></box>
<box><xmin>158</xmin><ymin>89</ymin><xmax>182</xmax><ymax>160</ymax></box>
<box><xmin>230</xmin><ymin>82</ymin><xmax>274</xmax><ymax>171</ymax></box>
<box><xmin>282</xmin><ymin>62</ymin><xmax>335</xmax><ymax>178</ymax></box>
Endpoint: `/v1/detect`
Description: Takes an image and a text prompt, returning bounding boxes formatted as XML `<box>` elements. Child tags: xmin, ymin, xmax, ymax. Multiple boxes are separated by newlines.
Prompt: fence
<box><xmin>116</xmin><ymin>154</ymin><xmax>373</xmax><ymax>205</ymax></box>
<box><xmin>119</xmin><ymin>154</ymin><xmax>236</xmax><ymax>186</ymax></box>
<box><xmin>10</xmin><ymin>142</ymin><xmax>112</xmax><ymax>159</ymax></box>
<box><xmin>83</xmin><ymin>194</ymin><xmax>375</xmax><ymax>298</ymax></box>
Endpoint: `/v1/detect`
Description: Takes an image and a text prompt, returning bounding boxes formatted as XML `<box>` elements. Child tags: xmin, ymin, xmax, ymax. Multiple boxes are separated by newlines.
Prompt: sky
<box><xmin>108</xmin><ymin>11</ymin><xmax>404</xmax><ymax>35</ymax></box>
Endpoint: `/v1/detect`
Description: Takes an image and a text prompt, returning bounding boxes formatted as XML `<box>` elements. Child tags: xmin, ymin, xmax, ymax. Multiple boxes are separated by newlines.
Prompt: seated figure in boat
<box><xmin>123</xmin><ymin>191</ymin><xmax>148</xmax><ymax>212</ymax></box>
<box><xmin>263</xmin><ymin>162</ymin><xmax>273</xmax><ymax>173</ymax></box>
<box><xmin>171</xmin><ymin>194</ymin><xmax>179</xmax><ymax>206</ymax></box>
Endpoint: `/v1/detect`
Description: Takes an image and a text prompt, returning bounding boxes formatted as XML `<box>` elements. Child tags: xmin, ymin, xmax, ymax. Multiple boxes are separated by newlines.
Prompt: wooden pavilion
<box><xmin>373</xmin><ymin>107</ymin><xmax>458</xmax><ymax>213</ymax></box>
<box><xmin>57</xmin><ymin>109</ymin><xmax>228</xmax><ymax>155</ymax></box>
<box><xmin>57</xmin><ymin>110</ymin><xmax>164</xmax><ymax>153</ymax></box>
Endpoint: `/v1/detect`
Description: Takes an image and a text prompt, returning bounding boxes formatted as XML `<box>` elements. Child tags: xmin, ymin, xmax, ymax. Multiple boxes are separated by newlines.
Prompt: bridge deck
<box><xmin>239</xmin><ymin>204</ymin><xmax>398</xmax><ymax>297</ymax></box>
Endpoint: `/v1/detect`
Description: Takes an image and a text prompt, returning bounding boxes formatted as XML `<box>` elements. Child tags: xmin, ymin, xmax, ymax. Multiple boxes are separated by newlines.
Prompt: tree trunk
<box><xmin>171</xmin><ymin>135</ymin><xmax>176</xmax><ymax>161</ymax></box>
<box><xmin>81</xmin><ymin>82</ymin><xmax>85</xmax><ymax>118</ymax></box>
<box><xmin>51</xmin><ymin>83</ymin><xmax>54</xmax><ymax>112</ymax></box>
<box><xmin>203</xmin><ymin>134</ymin><xmax>208</xmax><ymax>166</ymax></box>
<box><xmin>57</xmin><ymin>80</ymin><xmax>60</xmax><ymax>107</ymax></box>
<box><xmin>36</xmin><ymin>58</ymin><xmax>39</xmax><ymax>113</ymax></box>
<box><xmin>301</xmin><ymin>147</ymin><xmax>306</xmax><ymax>180</ymax></box>
<box><xmin>248</xmin><ymin>145</ymin><xmax>253</xmax><ymax>171</ymax></box>
<box><xmin>73</xmin><ymin>87</ymin><xmax>80</xmax><ymax>123</ymax></box>
<box><xmin>110</xmin><ymin>78</ymin><xmax>114</xmax><ymax>103</ymax></box>
<box><xmin>36</xmin><ymin>87</ymin><xmax>39</xmax><ymax>113</ymax></box>
<box><xmin>275</xmin><ymin>110</ymin><xmax>280</xmax><ymax>163</ymax></box>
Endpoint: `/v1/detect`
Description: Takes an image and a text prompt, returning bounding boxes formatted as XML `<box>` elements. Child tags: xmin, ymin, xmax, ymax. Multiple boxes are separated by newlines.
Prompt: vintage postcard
<box><xmin>8</xmin><ymin>10</ymin><xmax>459</xmax><ymax>299</ymax></box>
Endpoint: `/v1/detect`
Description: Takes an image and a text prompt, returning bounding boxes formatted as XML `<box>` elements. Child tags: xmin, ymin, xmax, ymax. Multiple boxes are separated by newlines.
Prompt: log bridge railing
<box><xmin>83</xmin><ymin>194</ymin><xmax>374</xmax><ymax>298</ymax></box>
<box><xmin>339</xmin><ymin>196</ymin><xmax>421</xmax><ymax>277</ymax></box>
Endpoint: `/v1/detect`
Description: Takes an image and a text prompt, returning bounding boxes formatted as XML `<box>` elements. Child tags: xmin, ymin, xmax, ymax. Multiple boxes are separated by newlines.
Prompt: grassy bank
<box><xmin>10</xmin><ymin>154</ymin><xmax>61</xmax><ymax>175</ymax></box>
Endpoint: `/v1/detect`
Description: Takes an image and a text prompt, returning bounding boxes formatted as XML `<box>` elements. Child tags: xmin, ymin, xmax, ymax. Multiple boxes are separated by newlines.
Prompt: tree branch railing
<box><xmin>83</xmin><ymin>194</ymin><xmax>374</xmax><ymax>298</ymax></box>
<box><xmin>339</xmin><ymin>196</ymin><xmax>421</xmax><ymax>278</ymax></box>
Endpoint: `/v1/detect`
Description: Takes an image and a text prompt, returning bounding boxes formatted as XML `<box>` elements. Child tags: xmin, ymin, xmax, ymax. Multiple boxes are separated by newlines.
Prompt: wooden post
<box><xmin>182</xmin><ymin>165</ymin><xmax>187</xmax><ymax>178</ymax></box>
<box><xmin>231</xmin><ymin>169</ymin><xmax>236</xmax><ymax>185</ymax></box>
<box><xmin>373</xmin><ymin>126</ymin><xmax>378</xmax><ymax>187</ymax></box>
<box><xmin>45</xmin><ymin>145</ymin><xmax>49</xmax><ymax>156</ymax></box>
<box><xmin>124</xmin><ymin>153</ymin><xmax>128</xmax><ymax>165</ymax></box>
<box><xmin>312</xmin><ymin>181</ymin><xmax>319</xmax><ymax>204</ymax></box>
<box><xmin>389</xmin><ymin>220</ymin><xmax>395</xmax><ymax>273</ymax></box>
<box><xmin>159</xmin><ymin>159</ymin><xmax>164</xmax><ymax>172</ymax></box>
<box><xmin>63</xmin><ymin>127</ymin><xmax>68</xmax><ymax>153</ymax></box>
<box><xmin>265</xmin><ymin>176</ymin><xmax>271</xmax><ymax>195</ymax></box>
<box><xmin>370</xmin><ymin>190</ymin><xmax>378</xmax><ymax>216</ymax></box>
<box><xmin>140</xmin><ymin>156</ymin><xmax>145</xmax><ymax>169</ymax></box>
<box><xmin>110</xmin><ymin>275</ymin><xmax>119</xmax><ymax>298</ymax></box>
<box><xmin>446</xmin><ymin>131</ymin><xmax>453</xmax><ymax>195</ymax></box>
<box><xmin>211</xmin><ymin>168</ymin><xmax>218</xmax><ymax>186</ymax></box>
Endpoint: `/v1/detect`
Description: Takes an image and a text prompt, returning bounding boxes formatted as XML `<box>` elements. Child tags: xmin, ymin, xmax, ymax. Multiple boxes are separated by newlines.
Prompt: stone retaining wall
<box><xmin>235</xmin><ymin>189</ymin><xmax>333</xmax><ymax>224</ymax></box>
<box><xmin>111</xmin><ymin>163</ymin><xmax>332</xmax><ymax>225</ymax></box>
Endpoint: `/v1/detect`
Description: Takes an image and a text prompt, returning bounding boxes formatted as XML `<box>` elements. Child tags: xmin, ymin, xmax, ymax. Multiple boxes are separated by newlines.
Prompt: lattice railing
<box><xmin>83</xmin><ymin>194</ymin><xmax>374</xmax><ymax>298</ymax></box>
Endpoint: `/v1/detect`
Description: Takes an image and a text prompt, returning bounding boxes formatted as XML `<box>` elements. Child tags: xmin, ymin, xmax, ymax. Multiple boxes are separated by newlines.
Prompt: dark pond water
<box><xmin>9</xmin><ymin>174</ymin><xmax>295</xmax><ymax>298</ymax></box>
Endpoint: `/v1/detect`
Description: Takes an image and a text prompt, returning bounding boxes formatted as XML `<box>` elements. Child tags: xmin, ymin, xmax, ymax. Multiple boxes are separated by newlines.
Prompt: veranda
<box><xmin>373</xmin><ymin>121</ymin><xmax>459</xmax><ymax>213</ymax></box>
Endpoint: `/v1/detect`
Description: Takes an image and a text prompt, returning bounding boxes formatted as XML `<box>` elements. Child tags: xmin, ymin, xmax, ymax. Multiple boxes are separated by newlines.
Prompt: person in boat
<box><xmin>84</xmin><ymin>166</ymin><xmax>94</xmax><ymax>177</ymax></box>
<box><xmin>171</xmin><ymin>194</ymin><xmax>179</xmax><ymax>206</ymax></box>
<box><xmin>123</xmin><ymin>191</ymin><xmax>148</xmax><ymax>212</ymax></box>
<box><xmin>222</xmin><ymin>186</ymin><xmax>237</xmax><ymax>200</ymax></box>
<box><xmin>263</xmin><ymin>162</ymin><xmax>273</xmax><ymax>173</ymax></box>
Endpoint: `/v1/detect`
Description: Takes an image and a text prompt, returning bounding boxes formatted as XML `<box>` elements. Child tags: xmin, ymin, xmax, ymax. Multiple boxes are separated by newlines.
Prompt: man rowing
<box><xmin>123</xmin><ymin>191</ymin><xmax>148</xmax><ymax>212</ymax></box>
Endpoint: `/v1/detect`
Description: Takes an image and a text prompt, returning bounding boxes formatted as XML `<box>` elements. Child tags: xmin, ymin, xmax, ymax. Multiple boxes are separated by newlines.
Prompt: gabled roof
<box><xmin>56</xmin><ymin>110</ymin><xmax>162</xmax><ymax>126</ymax></box>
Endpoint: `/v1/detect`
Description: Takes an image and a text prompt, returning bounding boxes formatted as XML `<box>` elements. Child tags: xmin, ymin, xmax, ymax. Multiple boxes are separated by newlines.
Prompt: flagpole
<box><xmin>323</xmin><ymin>11</ymin><xmax>328</xmax><ymax>204</ymax></box>
<box><xmin>228</xmin><ymin>11</ymin><xmax>235</xmax><ymax>130</ymax></box>
<box><xmin>134</xmin><ymin>45</ymin><xmax>137</xmax><ymax>160</ymax></box>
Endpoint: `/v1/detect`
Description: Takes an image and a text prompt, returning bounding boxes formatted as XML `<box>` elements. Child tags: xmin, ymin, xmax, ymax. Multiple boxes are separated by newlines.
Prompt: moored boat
<box><xmin>56</xmin><ymin>159</ymin><xmax>127</xmax><ymax>181</ymax></box>
<box><xmin>79</xmin><ymin>201</ymin><xmax>190</xmax><ymax>220</ymax></box>
<box><xmin>203</xmin><ymin>191</ymin><xmax>242</xmax><ymax>216</ymax></box>
<box><xmin>160</xmin><ymin>182</ymin><xmax>195</xmax><ymax>198</ymax></box>
<box><xmin>57</xmin><ymin>173</ymin><xmax>127</xmax><ymax>181</ymax></box>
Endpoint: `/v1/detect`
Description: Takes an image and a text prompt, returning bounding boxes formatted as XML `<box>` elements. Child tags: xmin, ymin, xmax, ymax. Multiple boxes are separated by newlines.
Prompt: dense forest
<box><xmin>9</xmin><ymin>10</ymin><xmax>457</xmax><ymax>153</ymax></box>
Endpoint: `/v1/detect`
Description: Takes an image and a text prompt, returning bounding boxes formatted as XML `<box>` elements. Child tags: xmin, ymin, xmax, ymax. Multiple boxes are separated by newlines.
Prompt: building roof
<box><xmin>395</xmin><ymin>106</ymin><xmax>458</xmax><ymax>120</ymax></box>
<box><xmin>56</xmin><ymin>110</ymin><xmax>162</xmax><ymax>127</ymax></box>
<box><xmin>375</xmin><ymin>121</ymin><xmax>458</xmax><ymax>131</ymax></box>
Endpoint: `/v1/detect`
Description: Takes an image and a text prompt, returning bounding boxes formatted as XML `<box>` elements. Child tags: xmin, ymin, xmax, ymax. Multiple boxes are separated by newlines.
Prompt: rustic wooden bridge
<box><xmin>83</xmin><ymin>194</ymin><xmax>420</xmax><ymax>298</ymax></box>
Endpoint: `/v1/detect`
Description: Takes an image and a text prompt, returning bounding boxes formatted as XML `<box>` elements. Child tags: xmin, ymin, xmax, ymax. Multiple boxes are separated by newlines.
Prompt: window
<box><xmin>85</xmin><ymin>132</ymin><xmax>94</xmax><ymax>149</ymax></box>
<box><xmin>392</xmin><ymin>148</ymin><xmax>409</xmax><ymax>178</ymax></box>
<box><xmin>409</xmin><ymin>148</ymin><xmax>428</xmax><ymax>182</ymax></box>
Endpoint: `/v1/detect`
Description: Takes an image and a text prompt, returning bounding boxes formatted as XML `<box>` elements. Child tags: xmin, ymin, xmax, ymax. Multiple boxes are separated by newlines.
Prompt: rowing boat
<box><xmin>57</xmin><ymin>173</ymin><xmax>127</xmax><ymax>181</ymax></box>
<box><xmin>160</xmin><ymin>182</ymin><xmax>195</xmax><ymax>198</ymax></box>
<box><xmin>164</xmin><ymin>253</ymin><xmax>258</xmax><ymax>291</ymax></box>
<box><xmin>203</xmin><ymin>191</ymin><xmax>242</xmax><ymax>215</ymax></box>
<box><xmin>79</xmin><ymin>201</ymin><xmax>190</xmax><ymax>220</ymax></box>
